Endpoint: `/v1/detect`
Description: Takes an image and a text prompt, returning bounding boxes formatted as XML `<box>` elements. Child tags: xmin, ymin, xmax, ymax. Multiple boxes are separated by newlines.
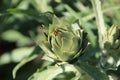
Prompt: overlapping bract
<box><xmin>37</xmin><ymin>16</ymin><xmax>88</xmax><ymax>62</ymax></box>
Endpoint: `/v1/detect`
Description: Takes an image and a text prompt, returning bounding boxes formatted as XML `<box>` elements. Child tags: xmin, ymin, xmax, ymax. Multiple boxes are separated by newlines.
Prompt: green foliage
<box><xmin>28</xmin><ymin>64</ymin><xmax>79</xmax><ymax>80</ymax></box>
<box><xmin>0</xmin><ymin>0</ymin><xmax>120</xmax><ymax>80</ymax></box>
<box><xmin>76</xmin><ymin>62</ymin><xmax>109</xmax><ymax>80</ymax></box>
<box><xmin>12</xmin><ymin>46</ymin><xmax>42</xmax><ymax>79</ymax></box>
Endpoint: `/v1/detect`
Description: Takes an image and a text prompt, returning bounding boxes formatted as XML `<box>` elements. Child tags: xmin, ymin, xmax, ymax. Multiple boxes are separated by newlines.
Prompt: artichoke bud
<box><xmin>38</xmin><ymin>15</ymin><xmax>89</xmax><ymax>62</ymax></box>
<box><xmin>104</xmin><ymin>24</ymin><xmax>120</xmax><ymax>50</ymax></box>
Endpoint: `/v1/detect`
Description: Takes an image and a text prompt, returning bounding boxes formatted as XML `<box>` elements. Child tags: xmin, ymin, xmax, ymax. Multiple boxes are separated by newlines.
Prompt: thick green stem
<box><xmin>91</xmin><ymin>0</ymin><xmax>106</xmax><ymax>49</ymax></box>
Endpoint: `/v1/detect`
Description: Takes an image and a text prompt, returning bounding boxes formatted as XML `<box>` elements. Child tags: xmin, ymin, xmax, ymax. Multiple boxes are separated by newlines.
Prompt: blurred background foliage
<box><xmin>0</xmin><ymin>0</ymin><xmax>120</xmax><ymax>80</ymax></box>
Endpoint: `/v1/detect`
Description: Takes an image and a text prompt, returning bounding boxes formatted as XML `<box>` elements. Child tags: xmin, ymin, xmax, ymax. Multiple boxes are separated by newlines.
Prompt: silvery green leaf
<box><xmin>28</xmin><ymin>63</ymin><xmax>80</xmax><ymax>80</ymax></box>
<box><xmin>12</xmin><ymin>46</ymin><xmax>42</xmax><ymax>79</ymax></box>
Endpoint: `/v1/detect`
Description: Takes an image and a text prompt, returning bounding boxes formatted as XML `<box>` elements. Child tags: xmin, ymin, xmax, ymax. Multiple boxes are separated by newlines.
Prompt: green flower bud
<box><xmin>37</xmin><ymin>16</ymin><xmax>88</xmax><ymax>62</ymax></box>
<box><xmin>100</xmin><ymin>25</ymin><xmax>120</xmax><ymax>69</ymax></box>
<box><xmin>104</xmin><ymin>24</ymin><xmax>120</xmax><ymax>51</ymax></box>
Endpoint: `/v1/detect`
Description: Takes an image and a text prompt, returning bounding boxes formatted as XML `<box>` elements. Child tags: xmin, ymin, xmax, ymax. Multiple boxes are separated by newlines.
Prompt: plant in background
<box><xmin>100</xmin><ymin>25</ymin><xmax>120</xmax><ymax>69</ymax></box>
<box><xmin>91</xmin><ymin>0</ymin><xmax>120</xmax><ymax>70</ymax></box>
<box><xmin>103</xmin><ymin>25</ymin><xmax>120</xmax><ymax>51</ymax></box>
<box><xmin>36</xmin><ymin>16</ymin><xmax>88</xmax><ymax>63</ymax></box>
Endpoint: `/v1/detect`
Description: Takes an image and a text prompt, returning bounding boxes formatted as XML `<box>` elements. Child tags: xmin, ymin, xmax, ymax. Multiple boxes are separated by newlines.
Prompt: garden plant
<box><xmin>0</xmin><ymin>0</ymin><xmax>120</xmax><ymax>80</ymax></box>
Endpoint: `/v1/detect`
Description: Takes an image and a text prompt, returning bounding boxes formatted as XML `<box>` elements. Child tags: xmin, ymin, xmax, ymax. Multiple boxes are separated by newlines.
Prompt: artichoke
<box><xmin>37</xmin><ymin>16</ymin><xmax>88</xmax><ymax>62</ymax></box>
<box><xmin>100</xmin><ymin>25</ymin><xmax>120</xmax><ymax>69</ymax></box>
<box><xmin>104</xmin><ymin>24</ymin><xmax>120</xmax><ymax>51</ymax></box>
